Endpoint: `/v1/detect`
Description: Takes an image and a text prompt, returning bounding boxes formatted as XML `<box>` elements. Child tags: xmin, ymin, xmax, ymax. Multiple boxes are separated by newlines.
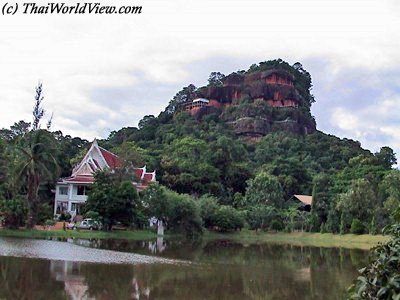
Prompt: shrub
<box><xmin>270</xmin><ymin>219</ymin><xmax>284</xmax><ymax>231</ymax></box>
<box><xmin>320</xmin><ymin>222</ymin><xmax>327</xmax><ymax>233</ymax></box>
<box><xmin>44</xmin><ymin>219</ymin><xmax>56</xmax><ymax>226</ymax></box>
<box><xmin>214</xmin><ymin>205</ymin><xmax>244</xmax><ymax>232</ymax></box>
<box><xmin>246</xmin><ymin>205</ymin><xmax>276</xmax><ymax>231</ymax></box>
<box><xmin>198</xmin><ymin>195</ymin><xmax>219</xmax><ymax>228</ymax></box>
<box><xmin>37</xmin><ymin>203</ymin><xmax>53</xmax><ymax>225</ymax></box>
<box><xmin>168</xmin><ymin>192</ymin><xmax>203</xmax><ymax>238</ymax></box>
<box><xmin>58</xmin><ymin>212</ymin><xmax>71</xmax><ymax>222</ymax></box>
<box><xmin>0</xmin><ymin>199</ymin><xmax>27</xmax><ymax>229</ymax></box>
<box><xmin>350</xmin><ymin>219</ymin><xmax>365</xmax><ymax>235</ymax></box>
<box><xmin>369</xmin><ymin>217</ymin><xmax>377</xmax><ymax>235</ymax></box>
<box><xmin>349</xmin><ymin>216</ymin><xmax>400</xmax><ymax>298</ymax></box>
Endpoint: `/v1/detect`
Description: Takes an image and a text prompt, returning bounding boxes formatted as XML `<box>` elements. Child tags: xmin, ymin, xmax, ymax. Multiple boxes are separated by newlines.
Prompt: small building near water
<box><xmin>53</xmin><ymin>139</ymin><xmax>156</xmax><ymax>219</ymax></box>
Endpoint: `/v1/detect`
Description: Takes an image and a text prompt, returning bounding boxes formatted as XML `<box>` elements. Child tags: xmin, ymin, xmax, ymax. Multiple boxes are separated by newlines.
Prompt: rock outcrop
<box><xmin>178</xmin><ymin>67</ymin><xmax>316</xmax><ymax>140</ymax></box>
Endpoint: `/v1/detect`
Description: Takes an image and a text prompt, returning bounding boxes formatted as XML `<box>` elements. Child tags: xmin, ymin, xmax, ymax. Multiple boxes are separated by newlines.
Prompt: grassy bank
<box><xmin>204</xmin><ymin>230</ymin><xmax>390</xmax><ymax>250</ymax></box>
<box><xmin>0</xmin><ymin>228</ymin><xmax>389</xmax><ymax>249</ymax></box>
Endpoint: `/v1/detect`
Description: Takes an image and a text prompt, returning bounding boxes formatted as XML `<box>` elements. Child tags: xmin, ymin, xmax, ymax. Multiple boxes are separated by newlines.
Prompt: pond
<box><xmin>0</xmin><ymin>236</ymin><xmax>368</xmax><ymax>299</ymax></box>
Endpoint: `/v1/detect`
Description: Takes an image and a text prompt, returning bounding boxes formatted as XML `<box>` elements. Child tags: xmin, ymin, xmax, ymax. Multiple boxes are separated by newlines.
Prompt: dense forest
<box><xmin>0</xmin><ymin>59</ymin><xmax>399</xmax><ymax>237</ymax></box>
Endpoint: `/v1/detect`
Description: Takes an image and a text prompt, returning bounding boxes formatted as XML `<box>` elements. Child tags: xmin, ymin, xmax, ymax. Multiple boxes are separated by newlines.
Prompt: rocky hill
<box><xmin>171</xmin><ymin>60</ymin><xmax>316</xmax><ymax>141</ymax></box>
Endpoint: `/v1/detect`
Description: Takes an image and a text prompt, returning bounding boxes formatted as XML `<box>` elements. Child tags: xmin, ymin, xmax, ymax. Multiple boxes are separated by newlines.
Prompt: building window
<box><xmin>77</xmin><ymin>185</ymin><xmax>90</xmax><ymax>196</ymax></box>
<box><xmin>56</xmin><ymin>202</ymin><xmax>68</xmax><ymax>214</ymax></box>
<box><xmin>71</xmin><ymin>203</ymin><xmax>83</xmax><ymax>214</ymax></box>
<box><xmin>59</xmin><ymin>186</ymin><xmax>68</xmax><ymax>195</ymax></box>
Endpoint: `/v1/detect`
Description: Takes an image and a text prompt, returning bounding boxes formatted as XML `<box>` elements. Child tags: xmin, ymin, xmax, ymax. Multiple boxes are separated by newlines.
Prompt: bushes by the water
<box><xmin>213</xmin><ymin>205</ymin><xmax>244</xmax><ymax>232</ymax></box>
<box><xmin>246</xmin><ymin>205</ymin><xmax>278</xmax><ymax>231</ymax></box>
<box><xmin>350</xmin><ymin>219</ymin><xmax>365</xmax><ymax>235</ymax></box>
<box><xmin>141</xmin><ymin>183</ymin><xmax>203</xmax><ymax>237</ymax></box>
<box><xmin>349</xmin><ymin>209</ymin><xmax>400</xmax><ymax>299</ymax></box>
<box><xmin>198</xmin><ymin>195</ymin><xmax>219</xmax><ymax>228</ymax></box>
<box><xmin>270</xmin><ymin>219</ymin><xmax>284</xmax><ymax>231</ymax></box>
<box><xmin>0</xmin><ymin>199</ymin><xmax>27</xmax><ymax>229</ymax></box>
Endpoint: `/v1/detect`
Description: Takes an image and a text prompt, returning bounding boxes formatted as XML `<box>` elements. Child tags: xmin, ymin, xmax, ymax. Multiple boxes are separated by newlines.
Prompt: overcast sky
<box><xmin>0</xmin><ymin>0</ymin><xmax>399</xmax><ymax>158</ymax></box>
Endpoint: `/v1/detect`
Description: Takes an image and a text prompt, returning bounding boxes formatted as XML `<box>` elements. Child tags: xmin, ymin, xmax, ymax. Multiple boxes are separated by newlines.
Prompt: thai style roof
<box><xmin>58</xmin><ymin>140</ymin><xmax>156</xmax><ymax>188</ymax></box>
<box><xmin>135</xmin><ymin>166</ymin><xmax>156</xmax><ymax>188</ymax></box>
<box><xmin>99</xmin><ymin>147</ymin><xmax>121</xmax><ymax>169</ymax></box>
<box><xmin>294</xmin><ymin>195</ymin><xmax>313</xmax><ymax>206</ymax></box>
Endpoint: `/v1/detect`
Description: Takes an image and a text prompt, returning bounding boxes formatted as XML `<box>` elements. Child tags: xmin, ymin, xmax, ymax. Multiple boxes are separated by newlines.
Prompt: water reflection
<box><xmin>0</xmin><ymin>238</ymin><xmax>368</xmax><ymax>300</ymax></box>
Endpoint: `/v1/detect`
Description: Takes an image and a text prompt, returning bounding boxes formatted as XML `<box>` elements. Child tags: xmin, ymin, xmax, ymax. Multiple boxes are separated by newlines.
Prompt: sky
<box><xmin>0</xmin><ymin>0</ymin><xmax>399</xmax><ymax>158</ymax></box>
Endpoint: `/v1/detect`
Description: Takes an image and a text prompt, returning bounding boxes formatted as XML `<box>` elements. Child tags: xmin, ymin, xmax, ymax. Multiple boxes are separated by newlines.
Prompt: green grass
<box><xmin>203</xmin><ymin>229</ymin><xmax>390</xmax><ymax>250</ymax></box>
<box><xmin>0</xmin><ymin>228</ymin><xmax>389</xmax><ymax>249</ymax></box>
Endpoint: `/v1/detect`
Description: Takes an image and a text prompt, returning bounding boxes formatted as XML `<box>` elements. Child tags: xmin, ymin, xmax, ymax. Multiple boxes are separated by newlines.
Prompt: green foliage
<box><xmin>325</xmin><ymin>206</ymin><xmax>340</xmax><ymax>233</ymax></box>
<box><xmin>198</xmin><ymin>194</ymin><xmax>219</xmax><ymax>228</ymax></box>
<box><xmin>166</xmin><ymin>190</ymin><xmax>203</xmax><ymax>238</ymax></box>
<box><xmin>213</xmin><ymin>205</ymin><xmax>244</xmax><ymax>232</ymax></box>
<box><xmin>112</xmin><ymin>141</ymin><xmax>153</xmax><ymax>172</ymax></box>
<box><xmin>141</xmin><ymin>182</ymin><xmax>170</xmax><ymax>222</ymax></box>
<box><xmin>349</xmin><ymin>209</ymin><xmax>400</xmax><ymax>299</ymax></box>
<box><xmin>85</xmin><ymin>210</ymin><xmax>101</xmax><ymax>222</ymax></box>
<box><xmin>246</xmin><ymin>205</ymin><xmax>277</xmax><ymax>231</ymax></box>
<box><xmin>208</xmin><ymin>72</ymin><xmax>225</xmax><ymax>86</ymax></box>
<box><xmin>69</xmin><ymin>147</ymin><xmax>87</xmax><ymax>169</ymax></box>
<box><xmin>141</xmin><ymin>183</ymin><xmax>203</xmax><ymax>237</ymax></box>
<box><xmin>350</xmin><ymin>219</ymin><xmax>365</xmax><ymax>235</ymax></box>
<box><xmin>270</xmin><ymin>219</ymin><xmax>284</xmax><ymax>231</ymax></box>
<box><xmin>161</xmin><ymin>137</ymin><xmax>222</xmax><ymax>195</ymax></box>
<box><xmin>337</xmin><ymin>179</ymin><xmax>377</xmax><ymax>225</ymax></box>
<box><xmin>44</xmin><ymin>219</ymin><xmax>56</xmax><ymax>226</ymax></box>
<box><xmin>37</xmin><ymin>202</ymin><xmax>53</xmax><ymax>225</ymax></box>
<box><xmin>369</xmin><ymin>217</ymin><xmax>377</xmax><ymax>235</ymax></box>
<box><xmin>85</xmin><ymin>172</ymin><xmax>141</xmax><ymax>230</ymax></box>
<box><xmin>381</xmin><ymin>170</ymin><xmax>400</xmax><ymax>217</ymax></box>
<box><xmin>16</xmin><ymin>129</ymin><xmax>60</xmax><ymax>227</ymax></box>
<box><xmin>310</xmin><ymin>174</ymin><xmax>331</xmax><ymax>231</ymax></box>
<box><xmin>320</xmin><ymin>222</ymin><xmax>327</xmax><ymax>233</ymax></box>
<box><xmin>0</xmin><ymin>198</ymin><xmax>27</xmax><ymax>229</ymax></box>
<box><xmin>375</xmin><ymin>146</ymin><xmax>397</xmax><ymax>169</ymax></box>
<box><xmin>245</xmin><ymin>172</ymin><xmax>284</xmax><ymax>208</ymax></box>
<box><xmin>58</xmin><ymin>212</ymin><xmax>71</xmax><ymax>222</ymax></box>
<box><xmin>166</xmin><ymin>84</ymin><xmax>197</xmax><ymax>114</ymax></box>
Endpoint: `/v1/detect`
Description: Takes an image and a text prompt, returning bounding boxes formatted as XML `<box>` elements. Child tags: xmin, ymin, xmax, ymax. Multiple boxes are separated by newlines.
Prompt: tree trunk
<box><xmin>26</xmin><ymin>172</ymin><xmax>39</xmax><ymax>229</ymax></box>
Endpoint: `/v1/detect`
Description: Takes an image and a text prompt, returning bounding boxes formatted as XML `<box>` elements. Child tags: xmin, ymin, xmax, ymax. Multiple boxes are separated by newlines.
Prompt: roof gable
<box><xmin>99</xmin><ymin>147</ymin><xmax>121</xmax><ymax>169</ymax></box>
<box><xmin>72</xmin><ymin>139</ymin><xmax>120</xmax><ymax>176</ymax></box>
<box><xmin>294</xmin><ymin>195</ymin><xmax>312</xmax><ymax>206</ymax></box>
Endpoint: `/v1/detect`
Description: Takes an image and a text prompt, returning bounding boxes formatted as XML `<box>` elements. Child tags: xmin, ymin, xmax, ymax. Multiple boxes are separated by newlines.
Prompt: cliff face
<box><xmin>178</xmin><ymin>65</ymin><xmax>316</xmax><ymax>140</ymax></box>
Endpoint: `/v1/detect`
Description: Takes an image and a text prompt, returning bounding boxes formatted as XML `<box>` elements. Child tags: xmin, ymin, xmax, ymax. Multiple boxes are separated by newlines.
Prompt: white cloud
<box><xmin>329</xmin><ymin>95</ymin><xmax>400</xmax><ymax>156</ymax></box>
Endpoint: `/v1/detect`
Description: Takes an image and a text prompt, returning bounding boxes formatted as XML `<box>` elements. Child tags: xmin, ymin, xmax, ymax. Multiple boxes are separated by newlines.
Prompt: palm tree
<box><xmin>17</xmin><ymin>130</ymin><xmax>59</xmax><ymax>228</ymax></box>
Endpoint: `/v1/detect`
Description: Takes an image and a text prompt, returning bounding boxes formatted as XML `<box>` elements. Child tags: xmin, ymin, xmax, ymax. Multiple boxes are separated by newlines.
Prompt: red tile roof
<box><xmin>143</xmin><ymin>173</ymin><xmax>154</xmax><ymax>183</ymax></box>
<box><xmin>136</xmin><ymin>168</ymin><xmax>144</xmax><ymax>180</ymax></box>
<box><xmin>99</xmin><ymin>148</ymin><xmax>121</xmax><ymax>169</ymax></box>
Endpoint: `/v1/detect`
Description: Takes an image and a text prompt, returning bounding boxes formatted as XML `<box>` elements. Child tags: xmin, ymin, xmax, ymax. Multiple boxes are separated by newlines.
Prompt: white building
<box><xmin>54</xmin><ymin>139</ymin><xmax>156</xmax><ymax>219</ymax></box>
